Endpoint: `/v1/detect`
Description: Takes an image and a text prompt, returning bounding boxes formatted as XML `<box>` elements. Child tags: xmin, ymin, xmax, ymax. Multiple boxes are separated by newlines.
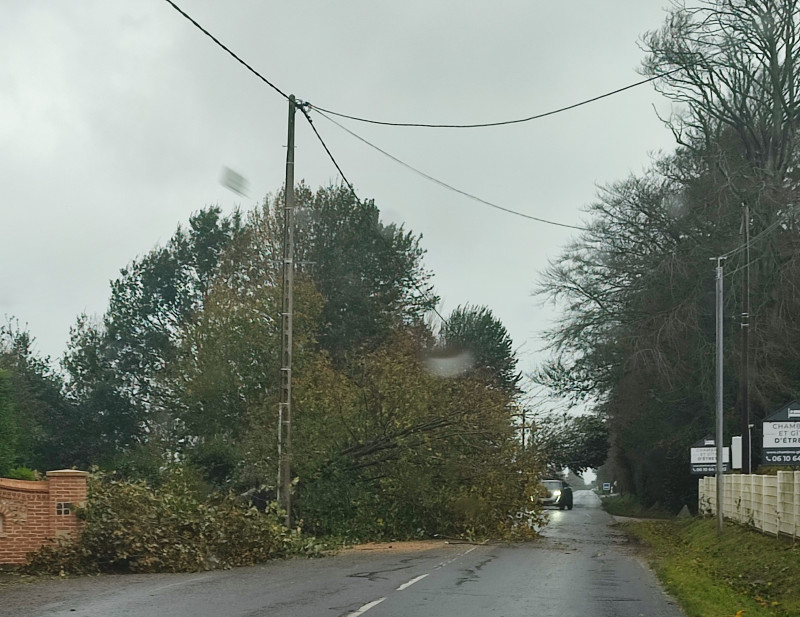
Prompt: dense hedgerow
<box><xmin>26</xmin><ymin>470</ymin><xmax>325</xmax><ymax>574</ymax></box>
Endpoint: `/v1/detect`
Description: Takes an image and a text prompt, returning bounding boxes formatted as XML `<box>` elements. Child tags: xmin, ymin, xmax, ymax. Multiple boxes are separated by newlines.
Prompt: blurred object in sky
<box><xmin>220</xmin><ymin>166</ymin><xmax>249</xmax><ymax>197</ymax></box>
<box><xmin>421</xmin><ymin>349</ymin><xmax>474</xmax><ymax>378</ymax></box>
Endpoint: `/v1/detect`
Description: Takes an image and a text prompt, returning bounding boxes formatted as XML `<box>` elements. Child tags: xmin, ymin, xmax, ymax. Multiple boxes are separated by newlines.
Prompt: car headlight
<box><xmin>552</xmin><ymin>489</ymin><xmax>561</xmax><ymax>496</ymax></box>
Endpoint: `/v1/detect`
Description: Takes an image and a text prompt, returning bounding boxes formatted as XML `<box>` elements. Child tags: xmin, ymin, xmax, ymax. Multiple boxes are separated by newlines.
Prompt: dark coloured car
<box><xmin>539</xmin><ymin>479</ymin><xmax>573</xmax><ymax>510</ymax></box>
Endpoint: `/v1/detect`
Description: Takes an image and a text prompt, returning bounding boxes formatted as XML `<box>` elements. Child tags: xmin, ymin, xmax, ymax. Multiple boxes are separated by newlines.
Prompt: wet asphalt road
<box><xmin>2</xmin><ymin>491</ymin><xmax>685</xmax><ymax>617</ymax></box>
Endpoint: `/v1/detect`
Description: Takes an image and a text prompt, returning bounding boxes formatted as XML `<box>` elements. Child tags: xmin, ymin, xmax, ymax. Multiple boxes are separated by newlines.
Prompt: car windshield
<box><xmin>542</xmin><ymin>481</ymin><xmax>562</xmax><ymax>490</ymax></box>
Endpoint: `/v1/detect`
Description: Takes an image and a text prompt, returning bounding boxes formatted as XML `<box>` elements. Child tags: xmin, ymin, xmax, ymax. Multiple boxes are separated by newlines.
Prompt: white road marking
<box><xmin>396</xmin><ymin>573</ymin><xmax>429</xmax><ymax>591</ymax></box>
<box><xmin>346</xmin><ymin>544</ymin><xmax>480</xmax><ymax>615</ymax></box>
<box><xmin>346</xmin><ymin>597</ymin><xmax>386</xmax><ymax>617</ymax></box>
<box><xmin>150</xmin><ymin>576</ymin><xmax>212</xmax><ymax>593</ymax></box>
<box><xmin>434</xmin><ymin>544</ymin><xmax>477</xmax><ymax>569</ymax></box>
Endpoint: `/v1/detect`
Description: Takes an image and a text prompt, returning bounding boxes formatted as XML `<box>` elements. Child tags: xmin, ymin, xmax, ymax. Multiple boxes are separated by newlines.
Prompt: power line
<box><xmin>297</xmin><ymin>102</ymin><xmax>354</xmax><ymax>197</ymax></box>
<box><xmin>719</xmin><ymin>209</ymin><xmax>796</xmax><ymax>279</ymax></box>
<box><xmin>162</xmin><ymin>0</ymin><xmax>289</xmax><ymax>101</ymax></box>
<box><xmin>725</xmin><ymin>254</ymin><xmax>763</xmax><ymax>280</ymax></box>
<box><xmin>309</xmin><ymin>70</ymin><xmax>681</xmax><ymax>129</ymax></box>
<box><xmin>162</xmin><ymin>0</ymin><xmax>676</xmax><ymax>134</ymax></box>
<box><xmin>161</xmin><ymin>0</ymin><xmax>781</xmax><ymax>247</ymax></box>
<box><xmin>311</xmin><ymin>108</ymin><xmax>587</xmax><ymax>231</ymax></box>
<box><xmin>298</xmin><ymin>105</ymin><xmax>449</xmax><ymax>325</ymax></box>
<box><xmin>160</xmin><ymin>0</ymin><xmax>790</xmax><ymax>276</ymax></box>
<box><xmin>720</xmin><ymin>214</ymin><xmax>788</xmax><ymax>261</ymax></box>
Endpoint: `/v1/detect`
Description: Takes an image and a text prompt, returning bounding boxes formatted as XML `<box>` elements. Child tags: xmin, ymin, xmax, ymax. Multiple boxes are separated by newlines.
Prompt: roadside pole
<box><xmin>714</xmin><ymin>256</ymin><xmax>726</xmax><ymax>536</ymax></box>
<box><xmin>740</xmin><ymin>205</ymin><xmax>751</xmax><ymax>474</ymax></box>
<box><xmin>278</xmin><ymin>94</ymin><xmax>296</xmax><ymax>528</ymax></box>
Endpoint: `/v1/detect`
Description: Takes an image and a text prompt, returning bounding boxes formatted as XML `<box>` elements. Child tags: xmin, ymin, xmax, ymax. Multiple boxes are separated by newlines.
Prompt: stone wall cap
<box><xmin>0</xmin><ymin>478</ymin><xmax>49</xmax><ymax>492</ymax></box>
<box><xmin>45</xmin><ymin>470</ymin><xmax>90</xmax><ymax>478</ymax></box>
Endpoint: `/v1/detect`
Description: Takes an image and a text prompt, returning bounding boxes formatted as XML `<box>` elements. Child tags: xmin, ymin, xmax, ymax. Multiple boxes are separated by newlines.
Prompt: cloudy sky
<box><xmin>1</xmin><ymin>1</ymin><xmax>680</xmax><ymax>382</ymax></box>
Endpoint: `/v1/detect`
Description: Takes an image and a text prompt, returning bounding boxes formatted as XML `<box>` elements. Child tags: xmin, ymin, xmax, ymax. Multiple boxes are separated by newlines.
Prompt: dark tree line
<box><xmin>538</xmin><ymin>0</ymin><xmax>800</xmax><ymax>511</ymax></box>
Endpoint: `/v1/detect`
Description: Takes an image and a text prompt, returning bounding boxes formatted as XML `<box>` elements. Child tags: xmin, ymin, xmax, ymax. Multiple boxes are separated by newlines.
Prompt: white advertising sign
<box><xmin>762</xmin><ymin>422</ymin><xmax>800</xmax><ymax>447</ymax></box>
<box><xmin>690</xmin><ymin>436</ymin><xmax>730</xmax><ymax>474</ymax></box>
<box><xmin>762</xmin><ymin>401</ymin><xmax>800</xmax><ymax>465</ymax></box>
<box><xmin>690</xmin><ymin>447</ymin><xmax>730</xmax><ymax>464</ymax></box>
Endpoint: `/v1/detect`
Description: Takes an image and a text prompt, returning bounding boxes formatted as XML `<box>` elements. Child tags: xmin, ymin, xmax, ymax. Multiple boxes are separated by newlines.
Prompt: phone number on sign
<box><xmin>764</xmin><ymin>453</ymin><xmax>800</xmax><ymax>464</ymax></box>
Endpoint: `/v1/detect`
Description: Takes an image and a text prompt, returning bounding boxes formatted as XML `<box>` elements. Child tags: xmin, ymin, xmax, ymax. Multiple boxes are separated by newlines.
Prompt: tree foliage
<box><xmin>538</xmin><ymin>0</ymin><xmax>800</xmax><ymax>510</ymax></box>
<box><xmin>439</xmin><ymin>304</ymin><xmax>521</xmax><ymax>394</ymax></box>
<box><xmin>25</xmin><ymin>471</ymin><xmax>323</xmax><ymax>574</ymax></box>
<box><xmin>11</xmin><ymin>183</ymin><xmax>540</xmax><ymax>544</ymax></box>
<box><xmin>643</xmin><ymin>0</ymin><xmax>800</xmax><ymax>177</ymax></box>
<box><xmin>60</xmin><ymin>207</ymin><xmax>243</xmax><ymax>467</ymax></box>
<box><xmin>0</xmin><ymin>322</ymin><xmax>77</xmax><ymax>471</ymax></box>
<box><xmin>0</xmin><ymin>369</ymin><xmax>16</xmax><ymax>476</ymax></box>
<box><xmin>291</xmin><ymin>184</ymin><xmax>438</xmax><ymax>360</ymax></box>
<box><xmin>533</xmin><ymin>412</ymin><xmax>609</xmax><ymax>476</ymax></box>
<box><xmin>292</xmin><ymin>332</ymin><xmax>540</xmax><ymax>539</ymax></box>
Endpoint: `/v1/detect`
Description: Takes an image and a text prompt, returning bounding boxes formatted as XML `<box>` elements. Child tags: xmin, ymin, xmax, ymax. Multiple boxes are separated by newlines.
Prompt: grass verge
<box><xmin>623</xmin><ymin>517</ymin><xmax>800</xmax><ymax>617</ymax></box>
<box><xmin>600</xmin><ymin>493</ymin><xmax>673</xmax><ymax>518</ymax></box>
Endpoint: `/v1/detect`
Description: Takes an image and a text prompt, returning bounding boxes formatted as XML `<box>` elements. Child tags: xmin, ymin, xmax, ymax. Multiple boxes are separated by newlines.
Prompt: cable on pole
<box><xmin>309</xmin><ymin>70</ymin><xmax>682</xmax><ymax>129</ymax></box>
<box><xmin>162</xmin><ymin>1</ymin><xmax>680</xmax><ymax>133</ymax></box>
<box><xmin>298</xmin><ymin>105</ymin><xmax>449</xmax><ymax>324</ymax></box>
<box><xmin>719</xmin><ymin>210</ymin><xmax>792</xmax><ymax>267</ymax></box>
<box><xmin>310</xmin><ymin>108</ymin><xmax>587</xmax><ymax>231</ymax></box>
<box><xmin>162</xmin><ymin>0</ymin><xmax>290</xmax><ymax>101</ymax></box>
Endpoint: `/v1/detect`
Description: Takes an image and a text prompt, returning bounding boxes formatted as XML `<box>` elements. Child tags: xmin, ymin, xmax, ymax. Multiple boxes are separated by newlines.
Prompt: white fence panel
<box><xmin>699</xmin><ymin>473</ymin><xmax>800</xmax><ymax>540</ymax></box>
<box><xmin>762</xmin><ymin>476</ymin><xmax>779</xmax><ymax>535</ymax></box>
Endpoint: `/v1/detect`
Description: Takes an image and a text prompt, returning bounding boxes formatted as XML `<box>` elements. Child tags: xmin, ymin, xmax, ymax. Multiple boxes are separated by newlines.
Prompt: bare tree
<box><xmin>643</xmin><ymin>0</ymin><xmax>800</xmax><ymax>178</ymax></box>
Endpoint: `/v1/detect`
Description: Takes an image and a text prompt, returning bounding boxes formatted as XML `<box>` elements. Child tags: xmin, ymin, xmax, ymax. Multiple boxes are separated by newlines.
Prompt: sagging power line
<box><xmin>298</xmin><ymin>104</ymin><xmax>448</xmax><ymax>324</ymax></box>
<box><xmin>310</xmin><ymin>108</ymin><xmax>587</xmax><ymax>231</ymax></box>
<box><xmin>161</xmin><ymin>0</ymin><xmax>676</xmax><ymax>132</ymax></box>
<box><xmin>308</xmin><ymin>71</ymin><xmax>681</xmax><ymax>129</ymax></box>
<box><xmin>159</xmin><ymin>6</ymin><xmax>772</xmax><ymax>244</ymax></box>
<box><xmin>163</xmin><ymin>0</ymin><xmax>795</xmax><ymax>261</ymax></box>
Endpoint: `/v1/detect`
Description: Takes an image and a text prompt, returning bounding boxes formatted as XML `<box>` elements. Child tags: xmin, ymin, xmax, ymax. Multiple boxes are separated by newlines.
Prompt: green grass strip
<box><xmin>623</xmin><ymin>518</ymin><xmax>799</xmax><ymax>617</ymax></box>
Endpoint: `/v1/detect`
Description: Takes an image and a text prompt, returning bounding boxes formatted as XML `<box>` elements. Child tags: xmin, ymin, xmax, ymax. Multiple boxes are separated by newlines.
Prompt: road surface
<box><xmin>2</xmin><ymin>490</ymin><xmax>684</xmax><ymax>617</ymax></box>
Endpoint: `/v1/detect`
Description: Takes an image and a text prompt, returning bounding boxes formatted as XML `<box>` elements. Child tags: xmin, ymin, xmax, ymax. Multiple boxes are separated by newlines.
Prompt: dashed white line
<box><xmin>151</xmin><ymin>576</ymin><xmax>212</xmax><ymax>593</ymax></box>
<box><xmin>396</xmin><ymin>573</ymin><xmax>429</xmax><ymax>591</ymax></box>
<box><xmin>346</xmin><ymin>544</ymin><xmax>481</xmax><ymax>616</ymax></box>
<box><xmin>434</xmin><ymin>544</ymin><xmax>478</xmax><ymax>569</ymax></box>
<box><xmin>346</xmin><ymin>597</ymin><xmax>386</xmax><ymax>617</ymax></box>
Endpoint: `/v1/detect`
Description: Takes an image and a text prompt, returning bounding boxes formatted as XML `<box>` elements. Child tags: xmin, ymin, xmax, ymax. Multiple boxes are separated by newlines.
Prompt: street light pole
<box><xmin>713</xmin><ymin>256</ymin><xmax>726</xmax><ymax>536</ymax></box>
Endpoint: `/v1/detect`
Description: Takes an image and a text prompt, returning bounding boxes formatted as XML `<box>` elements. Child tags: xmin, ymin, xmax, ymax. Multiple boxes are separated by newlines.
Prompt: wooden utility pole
<box><xmin>740</xmin><ymin>205</ymin><xmax>752</xmax><ymax>474</ymax></box>
<box><xmin>278</xmin><ymin>94</ymin><xmax>297</xmax><ymax>527</ymax></box>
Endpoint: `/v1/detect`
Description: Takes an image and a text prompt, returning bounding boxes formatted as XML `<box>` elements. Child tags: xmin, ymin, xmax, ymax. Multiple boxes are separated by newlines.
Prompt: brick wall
<box><xmin>0</xmin><ymin>470</ymin><xmax>88</xmax><ymax>565</ymax></box>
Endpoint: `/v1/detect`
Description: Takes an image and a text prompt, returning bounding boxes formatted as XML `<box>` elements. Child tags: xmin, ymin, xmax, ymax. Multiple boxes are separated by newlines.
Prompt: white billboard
<box><xmin>762</xmin><ymin>401</ymin><xmax>800</xmax><ymax>466</ymax></box>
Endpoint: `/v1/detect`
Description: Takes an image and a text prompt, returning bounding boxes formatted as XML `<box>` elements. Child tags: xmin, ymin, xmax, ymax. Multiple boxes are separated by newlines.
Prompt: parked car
<box><xmin>538</xmin><ymin>479</ymin><xmax>573</xmax><ymax>510</ymax></box>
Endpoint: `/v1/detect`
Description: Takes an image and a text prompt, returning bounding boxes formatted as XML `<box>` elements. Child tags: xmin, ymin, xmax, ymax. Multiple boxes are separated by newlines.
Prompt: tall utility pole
<box><xmin>740</xmin><ymin>206</ymin><xmax>752</xmax><ymax>474</ymax></box>
<box><xmin>714</xmin><ymin>256</ymin><xmax>726</xmax><ymax>536</ymax></box>
<box><xmin>278</xmin><ymin>94</ymin><xmax>297</xmax><ymax>528</ymax></box>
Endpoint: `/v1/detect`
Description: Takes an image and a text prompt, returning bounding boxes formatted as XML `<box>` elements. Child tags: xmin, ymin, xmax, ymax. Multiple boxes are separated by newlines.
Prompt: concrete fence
<box><xmin>0</xmin><ymin>470</ymin><xmax>88</xmax><ymax>564</ymax></box>
<box><xmin>699</xmin><ymin>471</ymin><xmax>800</xmax><ymax>539</ymax></box>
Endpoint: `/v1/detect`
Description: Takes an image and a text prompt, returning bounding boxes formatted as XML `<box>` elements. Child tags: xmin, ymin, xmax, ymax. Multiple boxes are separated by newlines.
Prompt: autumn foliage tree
<box><xmin>33</xmin><ymin>184</ymin><xmax>540</xmax><ymax>540</ymax></box>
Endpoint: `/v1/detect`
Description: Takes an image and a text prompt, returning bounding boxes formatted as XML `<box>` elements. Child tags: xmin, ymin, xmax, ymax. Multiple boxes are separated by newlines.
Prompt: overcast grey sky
<box><xmin>1</xmin><ymin>1</ymin><xmax>679</xmax><ymax>380</ymax></box>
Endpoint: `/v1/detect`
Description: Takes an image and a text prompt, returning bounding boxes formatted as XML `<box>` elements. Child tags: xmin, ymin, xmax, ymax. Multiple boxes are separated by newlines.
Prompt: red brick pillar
<box><xmin>46</xmin><ymin>470</ymin><xmax>89</xmax><ymax>540</ymax></box>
